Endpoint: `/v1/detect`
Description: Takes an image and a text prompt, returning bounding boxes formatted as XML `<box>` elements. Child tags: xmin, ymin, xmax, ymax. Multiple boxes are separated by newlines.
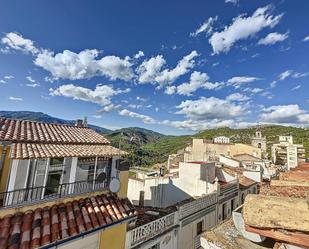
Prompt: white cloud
<box><xmin>26</xmin><ymin>83</ymin><xmax>40</xmax><ymax>88</ymax></box>
<box><xmin>49</xmin><ymin>84</ymin><xmax>130</xmax><ymax>106</ymax></box>
<box><xmin>175</xmin><ymin>96</ymin><xmax>249</xmax><ymax>121</ymax></box>
<box><xmin>97</xmin><ymin>104</ymin><xmax>121</xmax><ymax>113</ymax></box>
<box><xmin>35</xmin><ymin>49</ymin><xmax>134</xmax><ymax>81</ymax></box>
<box><xmin>26</xmin><ymin>76</ymin><xmax>36</xmax><ymax>83</ymax></box>
<box><xmin>227</xmin><ymin>76</ymin><xmax>260</xmax><ymax>88</ymax></box>
<box><xmin>190</xmin><ymin>16</ymin><xmax>218</xmax><ymax>37</ymax></box>
<box><xmin>164</xmin><ymin>86</ymin><xmax>176</xmax><ymax>95</ymax></box>
<box><xmin>291</xmin><ymin>85</ymin><xmax>301</xmax><ymax>91</ymax></box>
<box><xmin>258</xmin><ymin>32</ymin><xmax>288</xmax><ymax>45</ymax></box>
<box><xmin>165</xmin><ymin>71</ymin><xmax>223</xmax><ymax>96</ymax></box>
<box><xmin>260</xmin><ymin>104</ymin><xmax>309</xmax><ymax>125</ymax></box>
<box><xmin>243</xmin><ymin>87</ymin><xmax>263</xmax><ymax>93</ymax></box>
<box><xmin>1</xmin><ymin>32</ymin><xmax>39</xmax><ymax>55</ymax></box>
<box><xmin>209</xmin><ymin>5</ymin><xmax>283</xmax><ymax>54</ymax></box>
<box><xmin>0</xmin><ymin>80</ymin><xmax>6</xmax><ymax>84</ymax></box>
<box><xmin>292</xmin><ymin>72</ymin><xmax>309</xmax><ymax>78</ymax></box>
<box><xmin>225</xmin><ymin>0</ymin><xmax>238</xmax><ymax>5</ymax></box>
<box><xmin>92</xmin><ymin>115</ymin><xmax>102</xmax><ymax>119</ymax></box>
<box><xmin>128</xmin><ymin>104</ymin><xmax>143</xmax><ymax>109</ymax></box>
<box><xmin>4</xmin><ymin>75</ymin><xmax>14</xmax><ymax>80</ymax></box>
<box><xmin>137</xmin><ymin>51</ymin><xmax>198</xmax><ymax>85</ymax></box>
<box><xmin>303</xmin><ymin>35</ymin><xmax>309</xmax><ymax>42</ymax></box>
<box><xmin>133</xmin><ymin>51</ymin><xmax>144</xmax><ymax>59</ymax></box>
<box><xmin>9</xmin><ymin>96</ymin><xmax>23</xmax><ymax>101</ymax></box>
<box><xmin>278</xmin><ymin>70</ymin><xmax>292</xmax><ymax>80</ymax></box>
<box><xmin>226</xmin><ymin>93</ymin><xmax>250</xmax><ymax>102</ymax></box>
<box><xmin>118</xmin><ymin>109</ymin><xmax>155</xmax><ymax>124</ymax></box>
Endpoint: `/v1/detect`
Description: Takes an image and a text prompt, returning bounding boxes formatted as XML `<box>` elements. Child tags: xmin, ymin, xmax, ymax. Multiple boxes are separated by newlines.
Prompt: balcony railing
<box><xmin>0</xmin><ymin>180</ymin><xmax>109</xmax><ymax>208</ymax></box>
<box><xmin>128</xmin><ymin>212</ymin><xmax>176</xmax><ymax>247</ymax></box>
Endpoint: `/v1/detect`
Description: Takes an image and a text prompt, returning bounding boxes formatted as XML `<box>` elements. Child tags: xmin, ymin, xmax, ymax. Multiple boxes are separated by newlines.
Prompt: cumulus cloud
<box><xmin>165</xmin><ymin>71</ymin><xmax>223</xmax><ymax>96</ymax></box>
<box><xmin>175</xmin><ymin>96</ymin><xmax>249</xmax><ymax>121</ymax></box>
<box><xmin>278</xmin><ymin>70</ymin><xmax>292</xmax><ymax>80</ymax></box>
<box><xmin>227</xmin><ymin>76</ymin><xmax>260</xmax><ymax>88</ymax></box>
<box><xmin>226</xmin><ymin>93</ymin><xmax>250</xmax><ymax>102</ymax></box>
<box><xmin>133</xmin><ymin>51</ymin><xmax>144</xmax><ymax>59</ymax></box>
<box><xmin>9</xmin><ymin>96</ymin><xmax>23</xmax><ymax>101</ymax></box>
<box><xmin>209</xmin><ymin>5</ymin><xmax>283</xmax><ymax>54</ymax></box>
<box><xmin>49</xmin><ymin>84</ymin><xmax>130</xmax><ymax>106</ymax></box>
<box><xmin>35</xmin><ymin>49</ymin><xmax>134</xmax><ymax>81</ymax></box>
<box><xmin>137</xmin><ymin>51</ymin><xmax>198</xmax><ymax>86</ymax></box>
<box><xmin>225</xmin><ymin>0</ymin><xmax>239</xmax><ymax>5</ymax></box>
<box><xmin>190</xmin><ymin>16</ymin><xmax>218</xmax><ymax>37</ymax></box>
<box><xmin>4</xmin><ymin>75</ymin><xmax>14</xmax><ymax>80</ymax></box>
<box><xmin>1</xmin><ymin>32</ymin><xmax>137</xmax><ymax>81</ymax></box>
<box><xmin>1</xmin><ymin>32</ymin><xmax>39</xmax><ymax>55</ymax></box>
<box><xmin>260</xmin><ymin>104</ymin><xmax>309</xmax><ymax>125</ymax></box>
<box><xmin>303</xmin><ymin>35</ymin><xmax>309</xmax><ymax>42</ymax></box>
<box><xmin>118</xmin><ymin>109</ymin><xmax>155</xmax><ymax>124</ymax></box>
<box><xmin>258</xmin><ymin>32</ymin><xmax>288</xmax><ymax>45</ymax></box>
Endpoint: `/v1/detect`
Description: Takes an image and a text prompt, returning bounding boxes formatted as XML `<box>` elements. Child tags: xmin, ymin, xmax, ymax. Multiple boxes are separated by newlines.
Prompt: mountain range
<box><xmin>1</xmin><ymin>111</ymin><xmax>308</xmax><ymax>167</ymax></box>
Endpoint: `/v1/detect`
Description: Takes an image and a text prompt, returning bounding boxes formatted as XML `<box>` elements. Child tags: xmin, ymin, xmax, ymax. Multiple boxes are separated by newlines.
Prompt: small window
<box><xmin>149</xmin><ymin>243</ymin><xmax>160</xmax><ymax>249</ymax></box>
<box><xmin>196</xmin><ymin>221</ymin><xmax>203</xmax><ymax>235</ymax></box>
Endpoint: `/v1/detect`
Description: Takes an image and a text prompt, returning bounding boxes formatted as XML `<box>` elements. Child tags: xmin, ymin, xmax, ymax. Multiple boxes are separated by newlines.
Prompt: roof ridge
<box><xmin>0</xmin><ymin>117</ymin><xmax>90</xmax><ymax>129</ymax></box>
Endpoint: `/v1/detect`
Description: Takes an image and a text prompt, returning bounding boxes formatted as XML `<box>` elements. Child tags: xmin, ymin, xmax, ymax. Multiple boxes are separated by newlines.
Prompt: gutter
<box><xmin>39</xmin><ymin>215</ymin><xmax>137</xmax><ymax>249</ymax></box>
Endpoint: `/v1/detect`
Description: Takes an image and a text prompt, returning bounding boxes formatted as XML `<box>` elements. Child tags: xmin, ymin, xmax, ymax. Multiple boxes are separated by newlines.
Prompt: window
<box><xmin>231</xmin><ymin>198</ymin><xmax>234</xmax><ymax>211</ymax></box>
<box><xmin>196</xmin><ymin>221</ymin><xmax>203</xmax><ymax>235</ymax></box>
<box><xmin>149</xmin><ymin>243</ymin><xmax>160</xmax><ymax>249</ymax></box>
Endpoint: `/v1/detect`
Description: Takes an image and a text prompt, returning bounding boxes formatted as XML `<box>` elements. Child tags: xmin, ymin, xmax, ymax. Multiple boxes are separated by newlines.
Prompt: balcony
<box><xmin>127</xmin><ymin>212</ymin><xmax>176</xmax><ymax>247</ymax></box>
<box><xmin>0</xmin><ymin>180</ymin><xmax>109</xmax><ymax>208</ymax></box>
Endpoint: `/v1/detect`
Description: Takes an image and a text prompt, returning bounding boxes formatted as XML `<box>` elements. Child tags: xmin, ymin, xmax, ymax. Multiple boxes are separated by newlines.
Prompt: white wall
<box><xmin>178</xmin><ymin>210</ymin><xmax>217</xmax><ymax>249</ymax></box>
<box><xmin>243</xmin><ymin>170</ymin><xmax>262</xmax><ymax>183</ymax></box>
<box><xmin>219</xmin><ymin>155</ymin><xmax>240</xmax><ymax>168</ymax></box>
<box><xmin>136</xmin><ymin>228</ymin><xmax>178</xmax><ymax>249</ymax></box>
<box><xmin>59</xmin><ymin>234</ymin><xmax>99</xmax><ymax>249</ymax></box>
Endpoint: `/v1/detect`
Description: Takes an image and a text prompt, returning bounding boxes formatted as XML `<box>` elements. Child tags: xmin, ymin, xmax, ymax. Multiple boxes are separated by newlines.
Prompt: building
<box><xmin>184</xmin><ymin>139</ymin><xmax>262</xmax><ymax>163</ymax></box>
<box><xmin>201</xmin><ymin>162</ymin><xmax>309</xmax><ymax>249</ymax></box>
<box><xmin>126</xmin><ymin>160</ymin><xmax>258</xmax><ymax>249</ymax></box>
<box><xmin>271</xmin><ymin>135</ymin><xmax>306</xmax><ymax>169</ymax></box>
<box><xmin>250</xmin><ymin>126</ymin><xmax>267</xmax><ymax>157</ymax></box>
<box><xmin>213</xmin><ymin>136</ymin><xmax>230</xmax><ymax>144</ymax></box>
<box><xmin>0</xmin><ymin>117</ymin><xmax>135</xmax><ymax>249</ymax></box>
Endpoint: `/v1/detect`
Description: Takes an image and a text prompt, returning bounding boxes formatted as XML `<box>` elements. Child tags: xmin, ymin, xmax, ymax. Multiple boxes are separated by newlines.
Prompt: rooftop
<box><xmin>0</xmin><ymin>118</ymin><xmax>128</xmax><ymax>159</ymax></box>
<box><xmin>0</xmin><ymin>193</ymin><xmax>135</xmax><ymax>249</ymax></box>
<box><xmin>201</xmin><ymin>219</ymin><xmax>273</xmax><ymax>249</ymax></box>
<box><xmin>0</xmin><ymin>117</ymin><xmax>110</xmax><ymax>145</ymax></box>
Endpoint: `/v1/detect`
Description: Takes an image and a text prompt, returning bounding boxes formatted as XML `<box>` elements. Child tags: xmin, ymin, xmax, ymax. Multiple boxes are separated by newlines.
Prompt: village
<box><xmin>0</xmin><ymin>117</ymin><xmax>308</xmax><ymax>249</ymax></box>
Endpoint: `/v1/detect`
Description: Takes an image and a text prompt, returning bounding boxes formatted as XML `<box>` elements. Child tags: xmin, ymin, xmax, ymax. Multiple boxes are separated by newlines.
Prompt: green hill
<box><xmin>130</xmin><ymin>125</ymin><xmax>309</xmax><ymax>167</ymax></box>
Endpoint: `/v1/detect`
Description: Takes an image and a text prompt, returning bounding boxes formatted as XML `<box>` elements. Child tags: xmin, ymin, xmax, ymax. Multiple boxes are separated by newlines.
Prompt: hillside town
<box><xmin>0</xmin><ymin>117</ymin><xmax>308</xmax><ymax>249</ymax></box>
<box><xmin>1</xmin><ymin>1</ymin><xmax>309</xmax><ymax>249</ymax></box>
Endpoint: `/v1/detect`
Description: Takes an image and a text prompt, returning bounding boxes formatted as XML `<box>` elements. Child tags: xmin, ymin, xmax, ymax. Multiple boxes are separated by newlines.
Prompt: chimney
<box><xmin>75</xmin><ymin>119</ymin><xmax>83</xmax><ymax>127</ymax></box>
<box><xmin>83</xmin><ymin>116</ymin><xmax>88</xmax><ymax>127</ymax></box>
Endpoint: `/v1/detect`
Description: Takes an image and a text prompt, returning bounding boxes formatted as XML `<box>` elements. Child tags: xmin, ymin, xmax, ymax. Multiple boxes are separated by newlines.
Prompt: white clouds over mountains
<box><xmin>49</xmin><ymin>84</ymin><xmax>130</xmax><ymax>106</ymax></box>
<box><xmin>208</xmin><ymin>5</ymin><xmax>283</xmax><ymax>54</ymax></box>
<box><xmin>137</xmin><ymin>51</ymin><xmax>198</xmax><ymax>86</ymax></box>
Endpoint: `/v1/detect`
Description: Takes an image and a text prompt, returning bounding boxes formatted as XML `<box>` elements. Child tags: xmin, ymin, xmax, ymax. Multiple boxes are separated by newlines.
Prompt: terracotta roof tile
<box><xmin>0</xmin><ymin>194</ymin><xmax>135</xmax><ymax>249</ymax></box>
<box><xmin>238</xmin><ymin>175</ymin><xmax>257</xmax><ymax>188</ymax></box>
<box><xmin>10</xmin><ymin>143</ymin><xmax>127</xmax><ymax>159</ymax></box>
<box><xmin>0</xmin><ymin>118</ymin><xmax>109</xmax><ymax>145</ymax></box>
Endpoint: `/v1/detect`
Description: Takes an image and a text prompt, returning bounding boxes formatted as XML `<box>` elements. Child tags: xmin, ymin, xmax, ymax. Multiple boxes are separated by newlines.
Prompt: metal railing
<box><xmin>0</xmin><ymin>180</ymin><xmax>109</xmax><ymax>208</ymax></box>
<box><xmin>129</xmin><ymin>212</ymin><xmax>176</xmax><ymax>247</ymax></box>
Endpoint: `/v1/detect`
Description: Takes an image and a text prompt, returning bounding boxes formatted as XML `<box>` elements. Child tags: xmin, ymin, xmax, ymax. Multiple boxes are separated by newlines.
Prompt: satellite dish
<box><xmin>109</xmin><ymin>178</ymin><xmax>120</xmax><ymax>193</ymax></box>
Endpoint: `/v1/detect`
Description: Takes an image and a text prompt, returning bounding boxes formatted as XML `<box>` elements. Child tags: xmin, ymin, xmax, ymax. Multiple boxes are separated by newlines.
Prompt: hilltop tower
<box><xmin>251</xmin><ymin>125</ymin><xmax>267</xmax><ymax>157</ymax></box>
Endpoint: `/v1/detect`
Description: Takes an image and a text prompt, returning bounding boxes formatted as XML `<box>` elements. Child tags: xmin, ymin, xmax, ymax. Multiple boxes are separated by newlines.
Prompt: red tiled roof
<box><xmin>0</xmin><ymin>118</ymin><xmax>110</xmax><ymax>145</ymax></box>
<box><xmin>260</xmin><ymin>184</ymin><xmax>309</xmax><ymax>198</ymax></box>
<box><xmin>0</xmin><ymin>194</ymin><xmax>136</xmax><ymax>249</ymax></box>
<box><xmin>238</xmin><ymin>176</ymin><xmax>256</xmax><ymax>187</ymax></box>
<box><xmin>10</xmin><ymin>143</ymin><xmax>128</xmax><ymax>159</ymax></box>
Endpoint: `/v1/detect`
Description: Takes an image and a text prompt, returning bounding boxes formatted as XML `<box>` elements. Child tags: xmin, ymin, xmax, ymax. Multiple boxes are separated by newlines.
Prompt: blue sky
<box><xmin>0</xmin><ymin>0</ymin><xmax>309</xmax><ymax>135</ymax></box>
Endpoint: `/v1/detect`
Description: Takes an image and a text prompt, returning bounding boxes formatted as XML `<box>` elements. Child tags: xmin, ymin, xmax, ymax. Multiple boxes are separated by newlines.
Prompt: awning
<box><xmin>10</xmin><ymin>143</ymin><xmax>128</xmax><ymax>159</ymax></box>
